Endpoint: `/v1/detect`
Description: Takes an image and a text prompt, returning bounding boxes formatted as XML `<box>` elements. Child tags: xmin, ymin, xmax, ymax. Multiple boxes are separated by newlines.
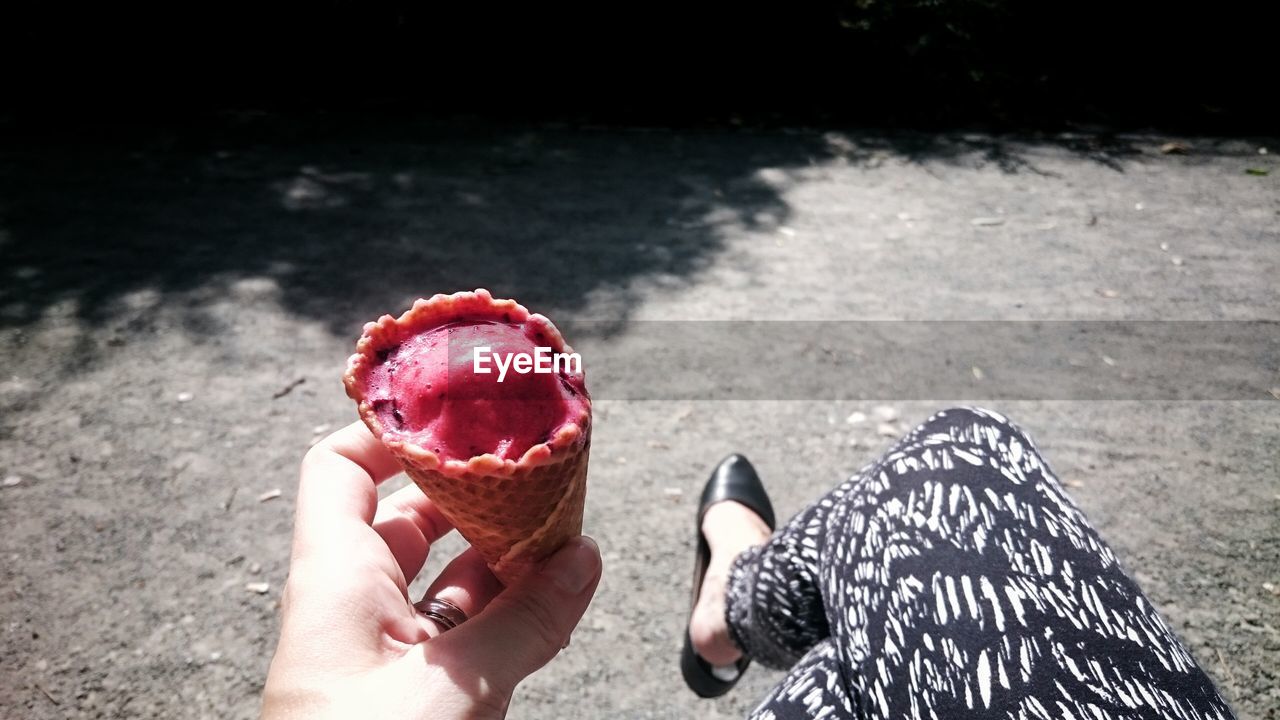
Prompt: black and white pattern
<box><xmin>725</xmin><ymin>407</ymin><xmax>1233</xmax><ymax>720</ymax></box>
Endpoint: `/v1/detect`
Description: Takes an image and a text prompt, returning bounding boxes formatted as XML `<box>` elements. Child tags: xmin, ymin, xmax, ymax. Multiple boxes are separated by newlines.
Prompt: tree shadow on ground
<box><xmin>0</xmin><ymin>113</ymin><xmax>1236</xmax><ymax>356</ymax></box>
<box><xmin>1</xmin><ymin>115</ymin><xmax>807</xmax><ymax>342</ymax></box>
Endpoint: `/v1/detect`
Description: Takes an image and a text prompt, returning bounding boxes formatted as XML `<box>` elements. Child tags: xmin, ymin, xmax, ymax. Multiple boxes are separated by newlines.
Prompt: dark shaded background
<box><xmin>3</xmin><ymin>1</ymin><xmax>1273</xmax><ymax>130</ymax></box>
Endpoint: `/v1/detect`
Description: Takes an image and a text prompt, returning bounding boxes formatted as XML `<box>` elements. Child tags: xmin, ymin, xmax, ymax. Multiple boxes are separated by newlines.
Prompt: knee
<box><xmin>912</xmin><ymin>406</ymin><xmax>991</xmax><ymax>434</ymax></box>
<box><xmin>913</xmin><ymin>406</ymin><xmax>1038</xmax><ymax>449</ymax></box>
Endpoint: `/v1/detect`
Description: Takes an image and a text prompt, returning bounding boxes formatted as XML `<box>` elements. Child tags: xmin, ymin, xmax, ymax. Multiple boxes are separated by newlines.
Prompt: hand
<box><xmin>262</xmin><ymin>422</ymin><xmax>603</xmax><ymax>719</ymax></box>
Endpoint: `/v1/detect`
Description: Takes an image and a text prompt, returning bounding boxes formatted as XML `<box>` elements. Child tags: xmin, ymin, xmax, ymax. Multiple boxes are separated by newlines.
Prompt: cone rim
<box><xmin>343</xmin><ymin>288</ymin><xmax>591</xmax><ymax>478</ymax></box>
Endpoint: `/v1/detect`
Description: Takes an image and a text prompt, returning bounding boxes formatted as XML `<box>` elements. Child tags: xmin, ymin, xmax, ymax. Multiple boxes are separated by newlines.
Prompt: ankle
<box><xmin>690</xmin><ymin>579</ymin><xmax>743</xmax><ymax>666</ymax></box>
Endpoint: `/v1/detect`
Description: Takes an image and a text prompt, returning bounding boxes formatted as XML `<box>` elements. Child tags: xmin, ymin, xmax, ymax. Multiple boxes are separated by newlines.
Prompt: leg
<box><xmin>820</xmin><ymin>407</ymin><xmax>1234</xmax><ymax>719</ymax></box>
<box><xmin>748</xmin><ymin>640</ymin><xmax>858</xmax><ymax>720</ymax></box>
<box><xmin>714</xmin><ymin>407</ymin><xmax>1234</xmax><ymax>719</ymax></box>
<box><xmin>718</xmin><ymin>493</ymin><xmax>834</xmax><ymax>669</ymax></box>
<box><xmin>708</xmin><ymin>414</ymin><xmax>975</xmax><ymax>670</ymax></box>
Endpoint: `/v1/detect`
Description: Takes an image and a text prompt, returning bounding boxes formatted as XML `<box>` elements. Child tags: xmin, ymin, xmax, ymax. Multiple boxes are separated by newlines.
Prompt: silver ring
<box><xmin>414</xmin><ymin>597</ymin><xmax>468</xmax><ymax>632</ymax></box>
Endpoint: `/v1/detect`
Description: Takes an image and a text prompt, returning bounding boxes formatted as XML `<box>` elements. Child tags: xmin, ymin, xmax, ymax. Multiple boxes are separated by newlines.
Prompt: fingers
<box><xmin>434</xmin><ymin>537</ymin><xmax>602</xmax><ymax>695</ymax></box>
<box><xmin>293</xmin><ymin>421</ymin><xmax>404</xmax><ymax>558</ymax></box>
<box><xmin>373</xmin><ymin>483</ymin><xmax>455</xmax><ymax>582</ymax></box>
<box><xmin>414</xmin><ymin>548</ymin><xmax>504</xmax><ymax>638</ymax></box>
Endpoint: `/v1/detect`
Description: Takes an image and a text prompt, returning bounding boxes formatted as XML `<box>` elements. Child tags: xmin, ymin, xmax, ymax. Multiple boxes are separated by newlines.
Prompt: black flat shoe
<box><xmin>680</xmin><ymin>454</ymin><xmax>776</xmax><ymax>698</ymax></box>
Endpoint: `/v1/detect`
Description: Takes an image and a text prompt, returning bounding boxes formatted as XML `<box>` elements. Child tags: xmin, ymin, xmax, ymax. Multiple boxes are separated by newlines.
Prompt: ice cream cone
<box><xmin>343</xmin><ymin>289</ymin><xmax>591</xmax><ymax>584</ymax></box>
<box><xmin>401</xmin><ymin>436</ymin><xmax>590</xmax><ymax>582</ymax></box>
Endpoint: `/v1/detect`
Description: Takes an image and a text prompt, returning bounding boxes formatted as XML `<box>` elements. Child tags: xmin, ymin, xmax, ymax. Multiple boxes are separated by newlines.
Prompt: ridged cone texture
<box><xmin>401</xmin><ymin>441</ymin><xmax>589</xmax><ymax>584</ymax></box>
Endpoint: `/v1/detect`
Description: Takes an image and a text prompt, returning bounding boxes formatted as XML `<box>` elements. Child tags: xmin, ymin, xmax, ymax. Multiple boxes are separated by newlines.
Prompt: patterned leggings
<box><xmin>725</xmin><ymin>407</ymin><xmax>1234</xmax><ymax>720</ymax></box>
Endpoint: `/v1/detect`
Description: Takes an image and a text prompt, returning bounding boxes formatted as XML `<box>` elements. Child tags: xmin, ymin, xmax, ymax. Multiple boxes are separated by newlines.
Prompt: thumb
<box><xmin>444</xmin><ymin>536</ymin><xmax>602</xmax><ymax>695</ymax></box>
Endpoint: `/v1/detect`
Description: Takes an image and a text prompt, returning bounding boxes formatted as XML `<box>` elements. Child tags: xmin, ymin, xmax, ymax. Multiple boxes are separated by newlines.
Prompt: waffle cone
<box><xmin>401</xmin><ymin>437</ymin><xmax>589</xmax><ymax>583</ymax></box>
<box><xmin>344</xmin><ymin>289</ymin><xmax>592</xmax><ymax>585</ymax></box>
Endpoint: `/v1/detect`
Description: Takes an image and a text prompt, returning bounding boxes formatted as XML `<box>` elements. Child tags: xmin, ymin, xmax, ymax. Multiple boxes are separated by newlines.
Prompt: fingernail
<box><xmin>543</xmin><ymin>536</ymin><xmax>600</xmax><ymax>594</ymax></box>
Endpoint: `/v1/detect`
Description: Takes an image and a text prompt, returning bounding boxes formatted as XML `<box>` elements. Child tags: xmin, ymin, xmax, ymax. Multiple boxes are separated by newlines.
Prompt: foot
<box><xmin>689</xmin><ymin>501</ymin><xmax>772</xmax><ymax>666</ymax></box>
